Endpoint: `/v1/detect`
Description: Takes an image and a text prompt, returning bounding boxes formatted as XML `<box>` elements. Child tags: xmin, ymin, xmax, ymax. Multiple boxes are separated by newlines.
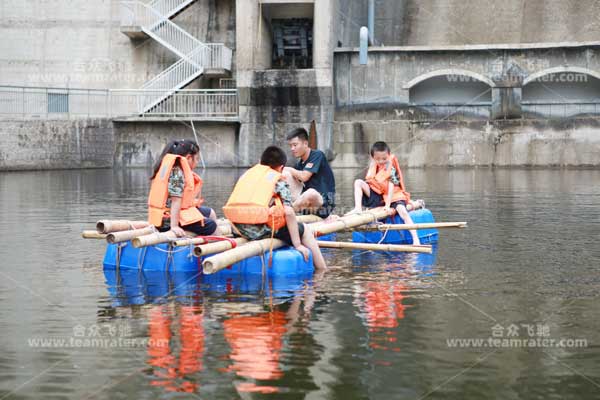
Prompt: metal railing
<box><xmin>0</xmin><ymin>86</ymin><xmax>238</xmax><ymax>120</ymax></box>
<box><xmin>522</xmin><ymin>101</ymin><xmax>600</xmax><ymax>119</ymax></box>
<box><xmin>0</xmin><ymin>86</ymin><xmax>110</xmax><ymax>119</ymax></box>
<box><xmin>111</xmin><ymin>89</ymin><xmax>238</xmax><ymax>118</ymax></box>
<box><xmin>123</xmin><ymin>1</ymin><xmax>208</xmax><ymax>60</ymax></box>
<box><xmin>119</xmin><ymin>0</ymin><xmax>232</xmax><ymax>114</ymax></box>
<box><xmin>148</xmin><ymin>0</ymin><xmax>196</xmax><ymax>20</ymax></box>
<box><xmin>205</xmin><ymin>44</ymin><xmax>233</xmax><ymax>69</ymax></box>
<box><xmin>409</xmin><ymin>102</ymin><xmax>492</xmax><ymax>121</ymax></box>
<box><xmin>120</xmin><ymin>0</ymin><xmax>197</xmax><ymax>27</ymax></box>
<box><xmin>219</xmin><ymin>78</ymin><xmax>237</xmax><ymax>89</ymax></box>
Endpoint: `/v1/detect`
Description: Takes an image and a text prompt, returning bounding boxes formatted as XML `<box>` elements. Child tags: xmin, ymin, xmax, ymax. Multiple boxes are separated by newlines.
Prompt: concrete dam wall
<box><xmin>0</xmin><ymin>119</ymin><xmax>238</xmax><ymax>171</ymax></box>
<box><xmin>335</xmin><ymin>0</ymin><xmax>600</xmax><ymax>47</ymax></box>
<box><xmin>333</xmin><ymin>112</ymin><xmax>600</xmax><ymax>168</ymax></box>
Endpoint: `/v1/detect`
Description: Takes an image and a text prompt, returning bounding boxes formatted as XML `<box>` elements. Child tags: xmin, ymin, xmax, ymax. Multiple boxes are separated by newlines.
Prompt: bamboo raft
<box><xmin>86</xmin><ymin>207</ymin><xmax>461</xmax><ymax>277</ymax></box>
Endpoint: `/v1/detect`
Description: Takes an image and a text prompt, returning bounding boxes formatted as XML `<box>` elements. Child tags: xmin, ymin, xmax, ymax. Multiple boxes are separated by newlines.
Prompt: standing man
<box><xmin>284</xmin><ymin>127</ymin><xmax>336</xmax><ymax>218</ymax></box>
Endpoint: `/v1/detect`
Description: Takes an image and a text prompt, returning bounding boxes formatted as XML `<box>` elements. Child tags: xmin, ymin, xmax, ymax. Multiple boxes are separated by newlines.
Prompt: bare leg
<box><xmin>302</xmin><ymin>227</ymin><xmax>327</xmax><ymax>270</ymax></box>
<box><xmin>293</xmin><ymin>188</ymin><xmax>323</xmax><ymax>213</ymax></box>
<box><xmin>396</xmin><ymin>204</ymin><xmax>420</xmax><ymax>245</ymax></box>
<box><xmin>348</xmin><ymin>179</ymin><xmax>370</xmax><ymax>214</ymax></box>
<box><xmin>283</xmin><ymin>167</ymin><xmax>303</xmax><ymax>201</ymax></box>
<box><xmin>284</xmin><ymin>206</ymin><xmax>310</xmax><ymax>261</ymax></box>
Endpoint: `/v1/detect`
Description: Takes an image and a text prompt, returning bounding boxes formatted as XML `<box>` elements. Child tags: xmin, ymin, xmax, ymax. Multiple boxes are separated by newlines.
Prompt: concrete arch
<box><xmin>403</xmin><ymin>69</ymin><xmax>496</xmax><ymax>89</ymax></box>
<box><xmin>523</xmin><ymin>66</ymin><xmax>600</xmax><ymax>86</ymax></box>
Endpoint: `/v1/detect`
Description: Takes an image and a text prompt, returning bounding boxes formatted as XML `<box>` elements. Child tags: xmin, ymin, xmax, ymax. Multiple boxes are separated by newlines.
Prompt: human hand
<box><xmin>170</xmin><ymin>226</ymin><xmax>186</xmax><ymax>237</ymax></box>
<box><xmin>295</xmin><ymin>244</ymin><xmax>310</xmax><ymax>262</ymax></box>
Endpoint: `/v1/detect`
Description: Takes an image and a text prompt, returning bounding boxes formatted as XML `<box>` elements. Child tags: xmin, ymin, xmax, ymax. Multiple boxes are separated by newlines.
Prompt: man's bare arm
<box><xmin>290</xmin><ymin>168</ymin><xmax>313</xmax><ymax>183</ymax></box>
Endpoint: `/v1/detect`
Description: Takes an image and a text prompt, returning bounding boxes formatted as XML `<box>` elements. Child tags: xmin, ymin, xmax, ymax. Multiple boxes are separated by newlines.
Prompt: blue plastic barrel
<box><xmin>351</xmin><ymin>209</ymin><xmax>439</xmax><ymax>245</ymax></box>
<box><xmin>103</xmin><ymin>240</ymin><xmax>315</xmax><ymax>297</ymax></box>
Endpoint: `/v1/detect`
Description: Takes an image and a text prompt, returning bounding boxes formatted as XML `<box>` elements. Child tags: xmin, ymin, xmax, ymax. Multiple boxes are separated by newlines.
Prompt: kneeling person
<box><xmin>223</xmin><ymin>146</ymin><xmax>326</xmax><ymax>270</ymax></box>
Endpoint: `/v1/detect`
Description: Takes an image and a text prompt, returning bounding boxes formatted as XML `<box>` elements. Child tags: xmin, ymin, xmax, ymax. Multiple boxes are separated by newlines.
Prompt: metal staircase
<box><xmin>121</xmin><ymin>0</ymin><xmax>232</xmax><ymax>114</ymax></box>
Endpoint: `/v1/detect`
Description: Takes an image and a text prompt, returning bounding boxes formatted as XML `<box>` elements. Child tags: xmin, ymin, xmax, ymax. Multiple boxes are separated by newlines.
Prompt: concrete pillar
<box><xmin>491</xmin><ymin>87</ymin><xmax>522</xmax><ymax>119</ymax></box>
<box><xmin>236</xmin><ymin>0</ymin><xmax>271</xmax><ymax>71</ymax></box>
<box><xmin>313</xmin><ymin>0</ymin><xmax>334</xmax><ymax>71</ymax></box>
<box><xmin>491</xmin><ymin>60</ymin><xmax>525</xmax><ymax>119</ymax></box>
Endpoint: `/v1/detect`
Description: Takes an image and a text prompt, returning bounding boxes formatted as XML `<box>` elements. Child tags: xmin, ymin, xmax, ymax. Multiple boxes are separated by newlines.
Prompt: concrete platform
<box><xmin>112</xmin><ymin>116</ymin><xmax>239</xmax><ymax>123</ymax></box>
<box><xmin>120</xmin><ymin>26</ymin><xmax>148</xmax><ymax>40</ymax></box>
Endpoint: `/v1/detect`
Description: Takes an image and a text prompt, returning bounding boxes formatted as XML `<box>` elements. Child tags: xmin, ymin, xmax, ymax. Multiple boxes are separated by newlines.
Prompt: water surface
<box><xmin>0</xmin><ymin>168</ymin><xmax>599</xmax><ymax>399</ymax></box>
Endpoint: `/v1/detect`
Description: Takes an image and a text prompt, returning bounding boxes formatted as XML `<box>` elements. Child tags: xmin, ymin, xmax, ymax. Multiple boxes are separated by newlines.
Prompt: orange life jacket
<box><xmin>148</xmin><ymin>154</ymin><xmax>204</xmax><ymax>227</ymax></box>
<box><xmin>365</xmin><ymin>154</ymin><xmax>410</xmax><ymax>203</ymax></box>
<box><xmin>222</xmin><ymin>164</ymin><xmax>286</xmax><ymax>231</ymax></box>
<box><xmin>193</xmin><ymin>173</ymin><xmax>204</xmax><ymax>208</ymax></box>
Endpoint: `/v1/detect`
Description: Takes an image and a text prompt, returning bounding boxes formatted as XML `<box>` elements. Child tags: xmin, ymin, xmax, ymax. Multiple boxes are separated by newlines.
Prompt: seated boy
<box><xmin>348</xmin><ymin>141</ymin><xmax>421</xmax><ymax>245</ymax></box>
<box><xmin>223</xmin><ymin>146</ymin><xmax>326</xmax><ymax>270</ymax></box>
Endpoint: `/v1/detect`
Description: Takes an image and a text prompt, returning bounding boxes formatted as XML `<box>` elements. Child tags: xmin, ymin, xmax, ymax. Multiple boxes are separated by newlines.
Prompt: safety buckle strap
<box><xmin>195</xmin><ymin>235</ymin><xmax>238</xmax><ymax>248</ymax></box>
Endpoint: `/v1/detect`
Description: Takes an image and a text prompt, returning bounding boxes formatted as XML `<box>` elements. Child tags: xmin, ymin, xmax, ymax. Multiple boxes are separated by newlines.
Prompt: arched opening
<box><xmin>522</xmin><ymin>68</ymin><xmax>600</xmax><ymax>118</ymax></box>
<box><xmin>409</xmin><ymin>75</ymin><xmax>492</xmax><ymax>104</ymax></box>
<box><xmin>406</xmin><ymin>71</ymin><xmax>493</xmax><ymax>119</ymax></box>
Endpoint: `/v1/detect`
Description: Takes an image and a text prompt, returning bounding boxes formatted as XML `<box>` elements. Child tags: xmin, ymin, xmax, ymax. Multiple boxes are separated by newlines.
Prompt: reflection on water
<box><xmin>100</xmin><ymin>248</ymin><xmax>437</xmax><ymax>395</ymax></box>
<box><xmin>223</xmin><ymin>310</ymin><xmax>286</xmax><ymax>393</ymax></box>
<box><xmin>147</xmin><ymin>305</ymin><xmax>204</xmax><ymax>393</ymax></box>
<box><xmin>1</xmin><ymin>168</ymin><xmax>600</xmax><ymax>399</ymax></box>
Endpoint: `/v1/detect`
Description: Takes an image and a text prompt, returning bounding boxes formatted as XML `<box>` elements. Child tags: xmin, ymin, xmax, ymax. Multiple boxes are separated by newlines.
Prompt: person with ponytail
<box><xmin>148</xmin><ymin>139</ymin><xmax>218</xmax><ymax>237</ymax></box>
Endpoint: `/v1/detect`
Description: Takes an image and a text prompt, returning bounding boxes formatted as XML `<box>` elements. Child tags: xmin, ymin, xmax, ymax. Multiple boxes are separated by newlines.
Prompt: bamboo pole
<box><xmin>202</xmin><ymin>208</ymin><xmax>394</xmax><ymax>274</ymax></box>
<box><xmin>173</xmin><ymin>237</ymin><xmax>210</xmax><ymax>247</ymax></box>
<box><xmin>296</xmin><ymin>214</ymin><xmax>323</xmax><ymax>223</ymax></box>
<box><xmin>202</xmin><ymin>238</ymin><xmax>286</xmax><ymax>274</ymax></box>
<box><xmin>353</xmin><ymin>221</ymin><xmax>468</xmax><ymax>232</ymax></box>
<box><xmin>309</xmin><ymin>207</ymin><xmax>395</xmax><ymax>237</ymax></box>
<box><xmin>96</xmin><ymin>220</ymin><xmax>150</xmax><ymax>234</ymax></box>
<box><xmin>106</xmin><ymin>226</ymin><xmax>156</xmax><ymax>244</ymax></box>
<box><xmin>132</xmin><ymin>231</ymin><xmax>176</xmax><ymax>248</ymax></box>
<box><xmin>317</xmin><ymin>241</ymin><xmax>432</xmax><ymax>254</ymax></box>
<box><xmin>82</xmin><ymin>230</ymin><xmax>107</xmax><ymax>239</ymax></box>
<box><xmin>132</xmin><ymin>231</ymin><xmax>188</xmax><ymax>248</ymax></box>
<box><xmin>194</xmin><ymin>238</ymin><xmax>248</xmax><ymax>257</ymax></box>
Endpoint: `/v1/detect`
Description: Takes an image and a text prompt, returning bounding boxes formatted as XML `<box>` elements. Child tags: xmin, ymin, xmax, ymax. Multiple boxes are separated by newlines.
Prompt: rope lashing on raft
<box><xmin>377</xmin><ymin>215</ymin><xmax>391</xmax><ymax>245</ymax></box>
<box><xmin>137</xmin><ymin>246</ymin><xmax>148</xmax><ymax>270</ymax></box>
<box><xmin>115</xmin><ymin>242</ymin><xmax>128</xmax><ymax>270</ymax></box>
<box><xmin>197</xmin><ymin>236</ymin><xmax>239</xmax><ymax>248</ymax></box>
<box><xmin>260</xmin><ymin>251</ymin><xmax>267</xmax><ymax>294</ymax></box>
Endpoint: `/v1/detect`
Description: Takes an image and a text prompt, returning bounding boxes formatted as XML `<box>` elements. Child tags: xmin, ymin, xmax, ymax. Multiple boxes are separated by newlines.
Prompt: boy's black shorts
<box><xmin>362</xmin><ymin>191</ymin><xmax>407</xmax><ymax>210</ymax></box>
<box><xmin>274</xmin><ymin>222</ymin><xmax>305</xmax><ymax>246</ymax></box>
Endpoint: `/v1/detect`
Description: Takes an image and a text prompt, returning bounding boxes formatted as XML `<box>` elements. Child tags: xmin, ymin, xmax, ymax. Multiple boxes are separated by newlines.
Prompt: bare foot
<box><xmin>344</xmin><ymin>208</ymin><xmax>362</xmax><ymax>216</ymax></box>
